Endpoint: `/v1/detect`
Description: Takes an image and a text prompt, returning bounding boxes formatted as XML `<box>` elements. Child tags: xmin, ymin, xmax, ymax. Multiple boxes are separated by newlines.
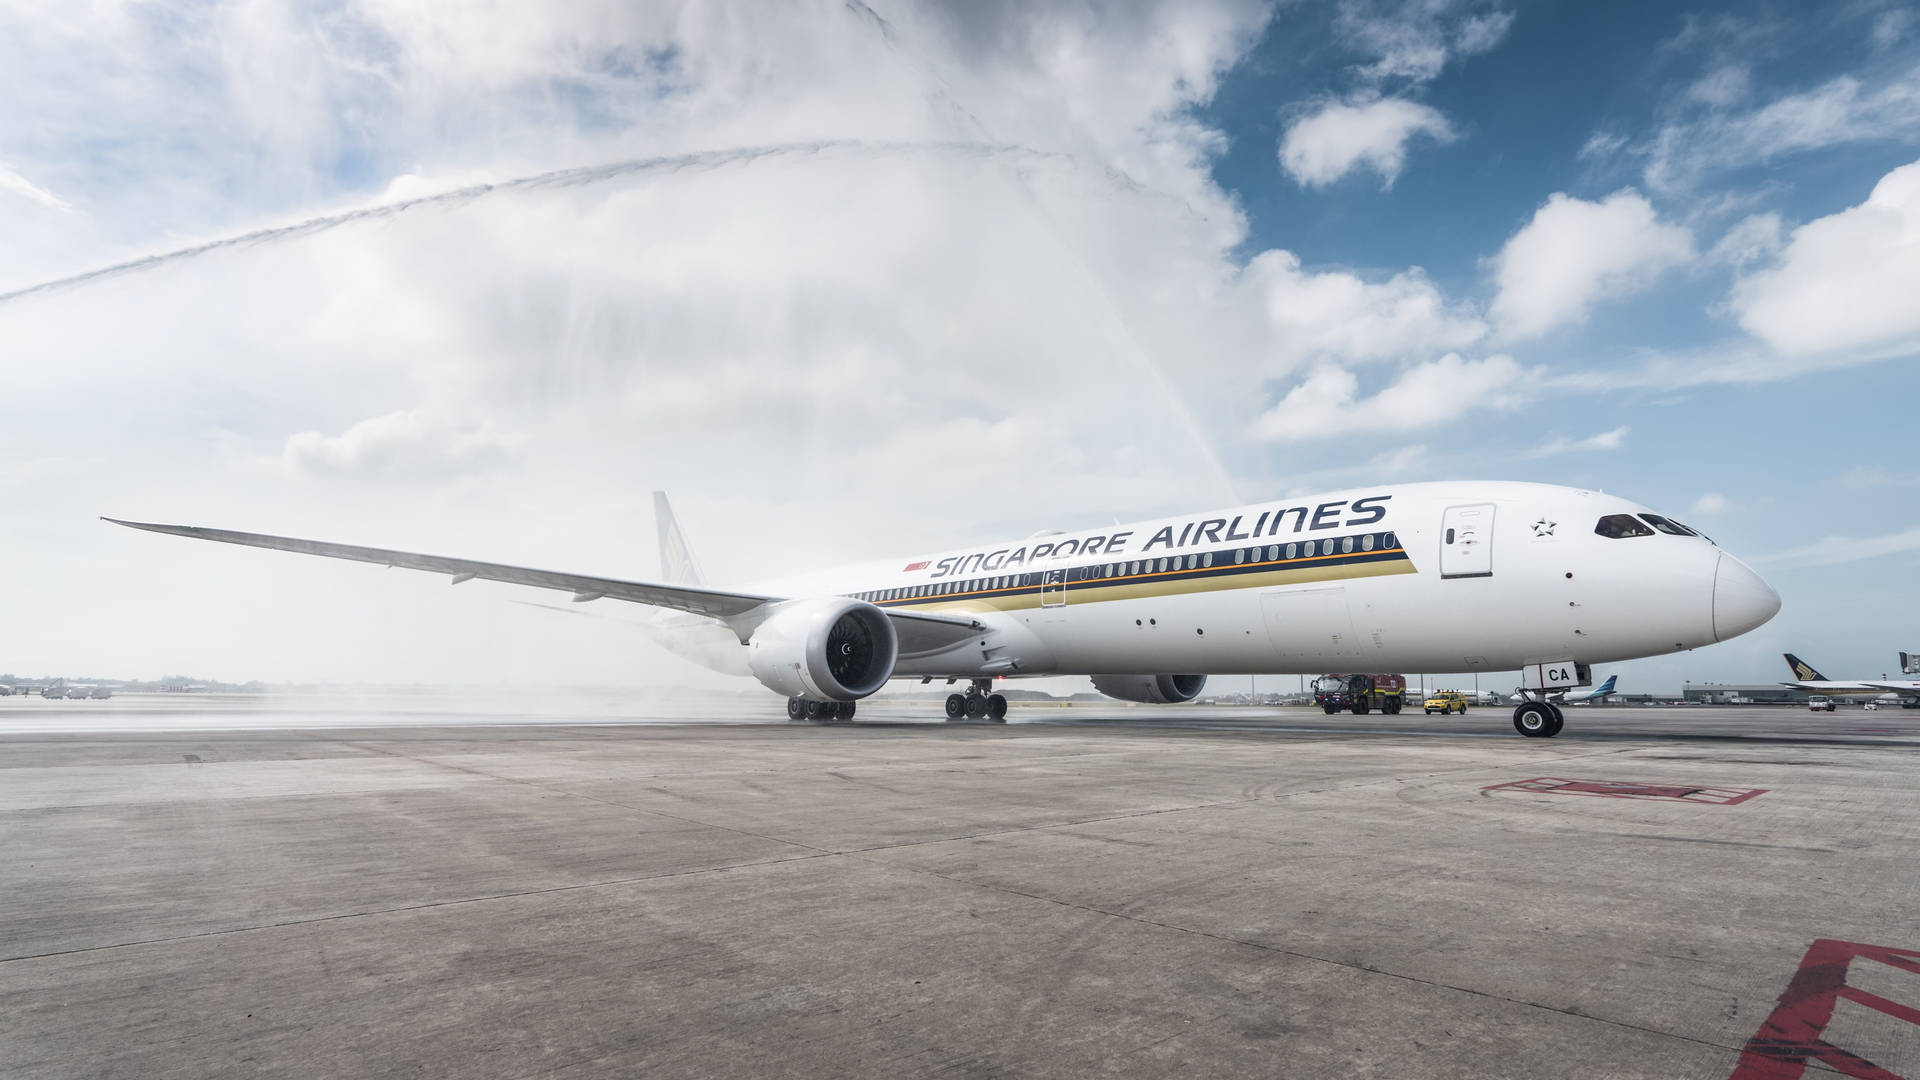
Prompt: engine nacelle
<box><xmin>747</xmin><ymin>597</ymin><xmax>898</xmax><ymax>701</ymax></box>
<box><xmin>1090</xmin><ymin>674</ymin><xmax>1208</xmax><ymax>704</ymax></box>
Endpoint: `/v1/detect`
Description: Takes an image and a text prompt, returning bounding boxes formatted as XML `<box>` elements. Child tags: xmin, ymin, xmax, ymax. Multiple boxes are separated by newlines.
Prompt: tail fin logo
<box><xmin>1785</xmin><ymin>653</ymin><xmax>1825</xmax><ymax>682</ymax></box>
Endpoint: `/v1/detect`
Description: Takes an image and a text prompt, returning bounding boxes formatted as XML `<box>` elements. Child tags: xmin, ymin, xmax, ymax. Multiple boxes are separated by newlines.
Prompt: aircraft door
<box><xmin>1439</xmin><ymin>503</ymin><xmax>1495</xmax><ymax>579</ymax></box>
<box><xmin>1041</xmin><ymin>567</ymin><xmax>1066</xmax><ymax>608</ymax></box>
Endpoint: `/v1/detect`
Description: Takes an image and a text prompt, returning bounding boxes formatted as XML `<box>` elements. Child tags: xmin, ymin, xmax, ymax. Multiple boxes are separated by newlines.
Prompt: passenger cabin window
<box><xmin>1639</xmin><ymin>514</ymin><xmax>1696</xmax><ymax>536</ymax></box>
<box><xmin>1595</xmin><ymin>514</ymin><xmax>1655</xmax><ymax>539</ymax></box>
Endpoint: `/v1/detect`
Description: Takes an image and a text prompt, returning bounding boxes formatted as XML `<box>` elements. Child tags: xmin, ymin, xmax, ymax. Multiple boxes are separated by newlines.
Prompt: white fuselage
<box><xmin>713</xmin><ymin>481</ymin><xmax>1778</xmax><ymax>682</ymax></box>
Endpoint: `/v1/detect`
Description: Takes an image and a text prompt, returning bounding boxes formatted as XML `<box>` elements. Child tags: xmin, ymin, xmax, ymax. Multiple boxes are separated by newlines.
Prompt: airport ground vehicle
<box><xmin>1313</xmin><ymin>673</ymin><xmax>1405</xmax><ymax>715</ymax></box>
<box><xmin>1809</xmin><ymin>697</ymin><xmax>1836</xmax><ymax>712</ymax></box>
<box><xmin>1424</xmin><ymin>690</ymin><xmax>1469</xmax><ymax>714</ymax></box>
<box><xmin>1864</xmin><ymin>702</ymin><xmax>1880</xmax><ymax>711</ymax></box>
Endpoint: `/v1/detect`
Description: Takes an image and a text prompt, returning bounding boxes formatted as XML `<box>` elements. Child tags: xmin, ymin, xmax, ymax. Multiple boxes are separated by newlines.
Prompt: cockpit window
<box><xmin>1595</xmin><ymin>514</ymin><xmax>1655</xmax><ymax>539</ymax></box>
<box><xmin>1639</xmin><ymin>514</ymin><xmax>1696</xmax><ymax>536</ymax></box>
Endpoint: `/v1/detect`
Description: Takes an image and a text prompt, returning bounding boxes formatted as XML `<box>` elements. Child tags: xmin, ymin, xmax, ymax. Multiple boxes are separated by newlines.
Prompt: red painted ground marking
<box><xmin>1728</xmin><ymin>939</ymin><xmax>1920</xmax><ymax>1079</ymax></box>
<box><xmin>1480</xmin><ymin>776</ymin><xmax>1768</xmax><ymax>805</ymax></box>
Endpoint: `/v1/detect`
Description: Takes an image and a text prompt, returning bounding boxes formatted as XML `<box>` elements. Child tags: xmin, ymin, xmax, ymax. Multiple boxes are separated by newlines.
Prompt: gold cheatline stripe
<box><xmin>874</xmin><ymin>547</ymin><xmax>1413</xmax><ymax>614</ymax></box>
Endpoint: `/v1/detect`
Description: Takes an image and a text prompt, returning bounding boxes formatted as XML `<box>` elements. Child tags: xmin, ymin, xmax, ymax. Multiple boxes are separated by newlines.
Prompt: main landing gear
<box><xmin>944</xmin><ymin>680</ymin><xmax>1008</xmax><ymax>723</ymax></box>
<box><xmin>787</xmin><ymin>698</ymin><xmax>856</xmax><ymax>723</ymax></box>
<box><xmin>1512</xmin><ymin>700</ymin><xmax>1564</xmax><ymax>738</ymax></box>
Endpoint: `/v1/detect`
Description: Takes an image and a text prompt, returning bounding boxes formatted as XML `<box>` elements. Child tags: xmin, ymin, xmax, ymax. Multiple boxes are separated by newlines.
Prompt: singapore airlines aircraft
<box><xmin>107</xmin><ymin>480</ymin><xmax>1779</xmax><ymax>737</ymax></box>
<box><xmin>1781</xmin><ymin>654</ymin><xmax>1920</xmax><ymax>707</ymax></box>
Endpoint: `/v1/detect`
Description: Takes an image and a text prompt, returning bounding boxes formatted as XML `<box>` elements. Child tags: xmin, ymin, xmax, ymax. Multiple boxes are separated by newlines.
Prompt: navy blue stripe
<box><xmin>855</xmin><ymin>531</ymin><xmax>1412</xmax><ymax>608</ymax></box>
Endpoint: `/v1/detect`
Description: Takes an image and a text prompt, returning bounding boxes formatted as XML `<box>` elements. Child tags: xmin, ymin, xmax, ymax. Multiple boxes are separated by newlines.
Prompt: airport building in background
<box><xmin>1683</xmin><ymin>682</ymin><xmax>1810</xmax><ymax>705</ymax></box>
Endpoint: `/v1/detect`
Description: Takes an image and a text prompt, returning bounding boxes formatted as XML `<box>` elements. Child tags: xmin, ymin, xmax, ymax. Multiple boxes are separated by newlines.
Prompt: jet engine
<box><xmin>747</xmin><ymin>597</ymin><xmax>898</xmax><ymax>701</ymax></box>
<box><xmin>1090</xmin><ymin>674</ymin><xmax>1207</xmax><ymax>704</ymax></box>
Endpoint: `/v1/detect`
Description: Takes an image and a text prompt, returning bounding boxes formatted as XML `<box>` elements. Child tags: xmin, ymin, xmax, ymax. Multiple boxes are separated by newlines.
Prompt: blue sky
<box><xmin>1191</xmin><ymin>0</ymin><xmax>1920</xmax><ymax>686</ymax></box>
<box><xmin>0</xmin><ymin>0</ymin><xmax>1915</xmax><ymax>690</ymax></box>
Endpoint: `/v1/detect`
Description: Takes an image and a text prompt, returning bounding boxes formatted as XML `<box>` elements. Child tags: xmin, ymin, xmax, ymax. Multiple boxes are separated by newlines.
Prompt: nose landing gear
<box><xmin>1512</xmin><ymin>700</ymin><xmax>1564</xmax><ymax>737</ymax></box>
<box><xmin>944</xmin><ymin>680</ymin><xmax>1008</xmax><ymax>723</ymax></box>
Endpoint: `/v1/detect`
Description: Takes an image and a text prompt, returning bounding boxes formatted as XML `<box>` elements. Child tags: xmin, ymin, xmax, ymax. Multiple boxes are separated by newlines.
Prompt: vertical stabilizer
<box><xmin>653</xmin><ymin>491</ymin><xmax>706</xmax><ymax>586</ymax></box>
<box><xmin>1784</xmin><ymin>653</ymin><xmax>1829</xmax><ymax>682</ymax></box>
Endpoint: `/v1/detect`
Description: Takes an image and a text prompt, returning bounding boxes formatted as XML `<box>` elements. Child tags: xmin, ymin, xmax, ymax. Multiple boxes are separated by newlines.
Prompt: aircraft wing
<box><xmin>1862</xmin><ymin>681</ymin><xmax>1920</xmax><ymax>696</ymax></box>
<box><xmin>103</xmin><ymin>518</ymin><xmax>984</xmax><ymax>648</ymax></box>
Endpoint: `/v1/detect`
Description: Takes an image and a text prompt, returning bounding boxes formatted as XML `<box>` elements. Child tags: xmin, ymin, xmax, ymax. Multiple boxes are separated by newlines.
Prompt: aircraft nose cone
<box><xmin>1713</xmin><ymin>553</ymin><xmax>1781</xmax><ymax>643</ymax></box>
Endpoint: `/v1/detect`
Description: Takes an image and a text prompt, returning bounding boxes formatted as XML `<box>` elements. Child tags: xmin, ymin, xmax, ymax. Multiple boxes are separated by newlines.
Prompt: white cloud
<box><xmin>1246</xmin><ymin>249</ymin><xmax>1486</xmax><ymax>366</ymax></box>
<box><xmin>1279</xmin><ymin>97</ymin><xmax>1456</xmax><ymax>188</ymax></box>
<box><xmin>1252</xmin><ymin>366</ymin><xmax>1360</xmax><ymax>443</ymax></box>
<box><xmin>283</xmin><ymin>411</ymin><xmax>521</xmax><ymax>479</ymax></box>
<box><xmin>1873</xmin><ymin>8</ymin><xmax>1914</xmax><ymax>50</ymax></box>
<box><xmin>1645</xmin><ymin>67</ymin><xmax>1920</xmax><ymax>194</ymax></box>
<box><xmin>1691</xmin><ymin>492</ymin><xmax>1729</xmax><ymax>513</ymax></box>
<box><xmin>1370</xmin><ymin>443</ymin><xmax>1430</xmax><ymax>476</ymax></box>
<box><xmin>0</xmin><ymin>0</ymin><xmax>1332</xmax><ymax>685</ymax></box>
<box><xmin>0</xmin><ymin>162</ymin><xmax>69</xmax><ymax>211</ymax></box>
<box><xmin>1686</xmin><ymin>64</ymin><xmax>1750</xmax><ymax>108</ymax></box>
<box><xmin>1759</xmin><ymin>525</ymin><xmax>1920</xmax><ymax>568</ymax></box>
<box><xmin>1525</xmin><ymin>426</ymin><xmax>1629</xmax><ymax>458</ymax></box>
<box><xmin>1730</xmin><ymin>158</ymin><xmax>1920</xmax><ymax>356</ymax></box>
<box><xmin>1254</xmin><ymin>353</ymin><xmax>1535</xmax><ymax>442</ymax></box>
<box><xmin>1841</xmin><ymin>466</ymin><xmax>1920</xmax><ymax>489</ymax></box>
<box><xmin>1489</xmin><ymin>189</ymin><xmax>1694</xmax><ymax>341</ymax></box>
<box><xmin>1708</xmin><ymin>212</ymin><xmax>1783</xmax><ymax>268</ymax></box>
<box><xmin>1578</xmin><ymin>132</ymin><xmax>1627</xmax><ymax>160</ymax></box>
<box><xmin>1335</xmin><ymin>0</ymin><xmax>1514</xmax><ymax>83</ymax></box>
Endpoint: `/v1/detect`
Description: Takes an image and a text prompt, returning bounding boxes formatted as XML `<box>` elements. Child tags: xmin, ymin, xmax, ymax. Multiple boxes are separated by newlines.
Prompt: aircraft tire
<box><xmin>965</xmin><ymin>694</ymin><xmax>987</xmax><ymax>719</ymax></box>
<box><xmin>804</xmin><ymin>699</ymin><xmax>832</xmax><ymax>722</ymax></box>
<box><xmin>786</xmin><ymin>697</ymin><xmax>805</xmax><ymax>721</ymax></box>
<box><xmin>944</xmin><ymin>694</ymin><xmax>966</xmax><ymax>720</ymax></box>
<box><xmin>836</xmin><ymin>701</ymin><xmax>856</xmax><ymax>722</ymax></box>
<box><xmin>1513</xmin><ymin>702</ymin><xmax>1556</xmax><ymax>737</ymax></box>
<box><xmin>1545</xmin><ymin>703</ymin><xmax>1564</xmax><ymax>736</ymax></box>
<box><xmin>986</xmin><ymin>694</ymin><xmax>1008</xmax><ymax>722</ymax></box>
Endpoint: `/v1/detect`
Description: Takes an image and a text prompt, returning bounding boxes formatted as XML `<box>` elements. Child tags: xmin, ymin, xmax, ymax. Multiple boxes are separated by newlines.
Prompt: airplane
<box><xmin>105</xmin><ymin>481</ymin><xmax>1781</xmax><ymax>738</ymax></box>
<box><xmin>1781</xmin><ymin>653</ymin><xmax>1920</xmax><ymax>708</ymax></box>
<box><xmin>1510</xmin><ymin>673</ymin><xmax>1617</xmax><ymax>705</ymax></box>
<box><xmin>1557</xmin><ymin>673</ymin><xmax>1618</xmax><ymax>705</ymax></box>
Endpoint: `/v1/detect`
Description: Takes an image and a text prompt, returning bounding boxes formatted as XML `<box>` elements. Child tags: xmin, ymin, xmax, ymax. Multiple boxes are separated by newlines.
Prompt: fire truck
<box><xmin>1313</xmin><ymin>674</ymin><xmax>1407</xmax><ymax>715</ymax></box>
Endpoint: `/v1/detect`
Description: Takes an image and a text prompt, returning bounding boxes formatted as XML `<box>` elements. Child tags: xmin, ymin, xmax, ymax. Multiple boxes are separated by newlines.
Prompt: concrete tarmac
<box><xmin>3</xmin><ymin>698</ymin><xmax>1918</xmax><ymax>1078</ymax></box>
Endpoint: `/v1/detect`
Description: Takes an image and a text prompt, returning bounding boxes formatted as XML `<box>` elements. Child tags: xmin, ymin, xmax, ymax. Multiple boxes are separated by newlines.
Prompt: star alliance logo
<box><xmin>1531</xmin><ymin>519</ymin><xmax>1557</xmax><ymax>537</ymax></box>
